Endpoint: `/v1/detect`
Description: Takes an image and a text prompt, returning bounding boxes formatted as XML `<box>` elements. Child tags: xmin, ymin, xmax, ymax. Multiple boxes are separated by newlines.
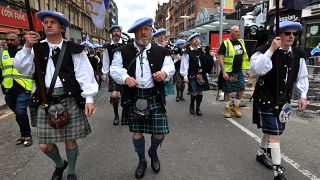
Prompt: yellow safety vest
<box><xmin>223</xmin><ymin>39</ymin><xmax>250</xmax><ymax>73</ymax></box>
<box><xmin>1</xmin><ymin>49</ymin><xmax>33</xmax><ymax>91</ymax></box>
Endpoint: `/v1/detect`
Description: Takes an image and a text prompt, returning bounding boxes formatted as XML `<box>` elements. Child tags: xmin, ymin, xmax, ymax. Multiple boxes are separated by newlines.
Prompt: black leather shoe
<box><xmin>113</xmin><ymin>115</ymin><xmax>119</xmax><ymax>126</ymax></box>
<box><xmin>256</xmin><ymin>154</ymin><xmax>273</xmax><ymax>170</ymax></box>
<box><xmin>176</xmin><ymin>97</ymin><xmax>180</xmax><ymax>102</ymax></box>
<box><xmin>51</xmin><ymin>160</ymin><xmax>68</xmax><ymax>180</ymax></box>
<box><xmin>67</xmin><ymin>174</ymin><xmax>77</xmax><ymax>180</ymax></box>
<box><xmin>196</xmin><ymin>108</ymin><xmax>202</xmax><ymax>116</ymax></box>
<box><xmin>190</xmin><ymin>106</ymin><xmax>195</xmax><ymax>115</ymax></box>
<box><xmin>274</xmin><ymin>173</ymin><xmax>287</xmax><ymax>180</ymax></box>
<box><xmin>148</xmin><ymin>149</ymin><xmax>160</xmax><ymax>173</ymax></box>
<box><xmin>179</xmin><ymin>96</ymin><xmax>185</xmax><ymax>101</ymax></box>
<box><xmin>135</xmin><ymin>161</ymin><xmax>147</xmax><ymax>179</ymax></box>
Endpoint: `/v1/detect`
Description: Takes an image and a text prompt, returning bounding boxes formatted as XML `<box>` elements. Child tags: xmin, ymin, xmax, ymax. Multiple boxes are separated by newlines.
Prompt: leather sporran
<box><xmin>47</xmin><ymin>103</ymin><xmax>68</xmax><ymax>129</ymax></box>
<box><xmin>196</xmin><ymin>74</ymin><xmax>206</xmax><ymax>86</ymax></box>
<box><xmin>134</xmin><ymin>98</ymin><xmax>150</xmax><ymax>122</ymax></box>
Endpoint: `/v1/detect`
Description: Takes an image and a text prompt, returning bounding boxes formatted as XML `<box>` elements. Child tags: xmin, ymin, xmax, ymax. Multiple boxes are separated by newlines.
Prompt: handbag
<box><xmin>134</xmin><ymin>98</ymin><xmax>150</xmax><ymax>122</ymax></box>
<box><xmin>46</xmin><ymin>42</ymin><xmax>68</xmax><ymax>129</ymax></box>
<box><xmin>196</xmin><ymin>74</ymin><xmax>206</xmax><ymax>86</ymax></box>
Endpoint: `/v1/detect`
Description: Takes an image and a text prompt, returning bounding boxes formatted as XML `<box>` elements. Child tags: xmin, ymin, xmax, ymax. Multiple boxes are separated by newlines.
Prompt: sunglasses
<box><xmin>284</xmin><ymin>32</ymin><xmax>298</xmax><ymax>36</ymax></box>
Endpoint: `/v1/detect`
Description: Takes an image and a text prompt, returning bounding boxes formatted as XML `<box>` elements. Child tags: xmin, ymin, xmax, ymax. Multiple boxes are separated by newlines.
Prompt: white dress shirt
<box><xmin>110</xmin><ymin>41</ymin><xmax>175</xmax><ymax>89</ymax></box>
<box><xmin>13</xmin><ymin>38</ymin><xmax>98</xmax><ymax>103</ymax></box>
<box><xmin>250</xmin><ymin>46</ymin><xmax>309</xmax><ymax>99</ymax></box>
<box><xmin>102</xmin><ymin>38</ymin><xmax>123</xmax><ymax>77</ymax></box>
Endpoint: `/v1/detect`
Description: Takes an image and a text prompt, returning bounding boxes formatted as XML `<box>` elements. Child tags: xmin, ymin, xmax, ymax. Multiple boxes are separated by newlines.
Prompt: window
<box><xmin>306</xmin><ymin>24</ymin><xmax>320</xmax><ymax>51</ymax></box>
<box><xmin>45</xmin><ymin>0</ymin><xmax>49</xmax><ymax>10</ymax></box>
<box><xmin>188</xmin><ymin>0</ymin><xmax>195</xmax><ymax>15</ymax></box>
<box><xmin>35</xmin><ymin>0</ymin><xmax>40</xmax><ymax>10</ymax></box>
<box><xmin>175</xmin><ymin>10</ymin><xmax>179</xmax><ymax>22</ymax></box>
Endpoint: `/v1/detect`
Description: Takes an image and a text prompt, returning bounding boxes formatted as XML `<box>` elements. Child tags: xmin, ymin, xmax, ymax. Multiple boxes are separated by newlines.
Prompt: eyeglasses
<box><xmin>284</xmin><ymin>32</ymin><xmax>298</xmax><ymax>36</ymax></box>
<box><xmin>6</xmin><ymin>39</ymin><xmax>16</xmax><ymax>42</ymax></box>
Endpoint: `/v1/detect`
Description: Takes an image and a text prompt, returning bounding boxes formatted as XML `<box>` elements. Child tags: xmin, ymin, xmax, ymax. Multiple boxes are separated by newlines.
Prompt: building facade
<box><xmin>0</xmin><ymin>0</ymin><xmax>116</xmax><ymax>45</ymax></box>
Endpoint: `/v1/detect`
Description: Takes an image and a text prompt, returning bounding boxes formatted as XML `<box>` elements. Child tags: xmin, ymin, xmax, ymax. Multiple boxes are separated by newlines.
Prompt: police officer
<box><xmin>102</xmin><ymin>25</ymin><xmax>125</xmax><ymax>125</ymax></box>
<box><xmin>1</xmin><ymin>32</ymin><xmax>33</xmax><ymax>147</ymax></box>
<box><xmin>250</xmin><ymin>21</ymin><xmax>308</xmax><ymax>180</ymax></box>
<box><xmin>110</xmin><ymin>17</ymin><xmax>175</xmax><ymax>179</ymax></box>
<box><xmin>14</xmin><ymin>10</ymin><xmax>98</xmax><ymax>180</ymax></box>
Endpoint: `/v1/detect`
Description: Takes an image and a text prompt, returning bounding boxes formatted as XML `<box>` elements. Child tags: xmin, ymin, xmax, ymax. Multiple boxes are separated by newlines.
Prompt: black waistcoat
<box><xmin>33</xmin><ymin>41</ymin><xmax>86</xmax><ymax>109</ymax></box>
<box><xmin>106</xmin><ymin>42</ymin><xmax>125</xmax><ymax>65</ymax></box>
<box><xmin>253</xmin><ymin>44</ymin><xmax>306</xmax><ymax>107</ymax></box>
<box><xmin>185</xmin><ymin>47</ymin><xmax>205</xmax><ymax>76</ymax></box>
<box><xmin>118</xmin><ymin>43</ymin><xmax>172</xmax><ymax>106</ymax></box>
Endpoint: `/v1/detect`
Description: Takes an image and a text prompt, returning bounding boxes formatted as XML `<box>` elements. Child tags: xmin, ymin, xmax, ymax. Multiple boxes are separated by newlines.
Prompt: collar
<box><xmin>190</xmin><ymin>45</ymin><xmax>200</xmax><ymax>51</ymax></box>
<box><xmin>41</xmin><ymin>38</ymin><xmax>66</xmax><ymax>49</ymax></box>
<box><xmin>110</xmin><ymin>38</ymin><xmax>123</xmax><ymax>45</ymax></box>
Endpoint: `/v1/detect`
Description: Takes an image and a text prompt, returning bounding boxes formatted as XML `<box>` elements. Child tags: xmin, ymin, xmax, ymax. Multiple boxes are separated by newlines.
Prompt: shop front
<box><xmin>302</xmin><ymin>3</ymin><xmax>320</xmax><ymax>53</ymax></box>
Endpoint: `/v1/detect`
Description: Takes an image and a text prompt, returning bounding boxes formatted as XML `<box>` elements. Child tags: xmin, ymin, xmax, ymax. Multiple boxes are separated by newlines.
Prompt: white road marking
<box><xmin>226</xmin><ymin>117</ymin><xmax>320</xmax><ymax>180</ymax></box>
<box><xmin>0</xmin><ymin>110</ymin><xmax>13</xmax><ymax>120</ymax></box>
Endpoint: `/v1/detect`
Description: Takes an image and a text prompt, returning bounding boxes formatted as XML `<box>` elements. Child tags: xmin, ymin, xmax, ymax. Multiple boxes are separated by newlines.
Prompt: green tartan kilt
<box><xmin>108</xmin><ymin>77</ymin><xmax>121</xmax><ymax>92</ymax></box>
<box><xmin>37</xmin><ymin>88</ymin><xmax>91</xmax><ymax>144</ymax></box>
<box><xmin>121</xmin><ymin>88</ymin><xmax>169</xmax><ymax>135</ymax></box>
<box><xmin>165</xmin><ymin>78</ymin><xmax>175</xmax><ymax>95</ymax></box>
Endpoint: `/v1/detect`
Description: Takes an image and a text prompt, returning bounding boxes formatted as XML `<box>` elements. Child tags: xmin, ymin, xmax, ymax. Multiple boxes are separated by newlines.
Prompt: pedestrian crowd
<box><xmin>0</xmin><ymin>9</ymin><xmax>309</xmax><ymax>180</ymax></box>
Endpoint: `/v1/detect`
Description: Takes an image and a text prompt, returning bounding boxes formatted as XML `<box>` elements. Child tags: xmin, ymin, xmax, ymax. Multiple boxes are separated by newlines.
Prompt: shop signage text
<box><xmin>0</xmin><ymin>6</ymin><xmax>28</xmax><ymax>29</ymax></box>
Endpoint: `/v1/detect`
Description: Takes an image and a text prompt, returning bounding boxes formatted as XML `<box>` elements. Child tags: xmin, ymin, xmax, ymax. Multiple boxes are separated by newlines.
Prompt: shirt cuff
<box><xmin>86</xmin><ymin>96</ymin><xmax>94</xmax><ymax>103</ymax></box>
<box><xmin>122</xmin><ymin>74</ymin><xmax>130</xmax><ymax>84</ymax></box>
<box><xmin>300</xmin><ymin>92</ymin><xmax>307</xmax><ymax>99</ymax></box>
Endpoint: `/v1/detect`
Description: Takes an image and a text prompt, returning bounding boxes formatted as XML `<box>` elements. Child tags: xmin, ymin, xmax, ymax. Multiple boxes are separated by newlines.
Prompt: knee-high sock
<box><xmin>44</xmin><ymin>144</ymin><xmax>65</xmax><ymax>168</ymax></box>
<box><xmin>196</xmin><ymin>95</ymin><xmax>203</xmax><ymax>109</ymax></box>
<box><xmin>268</xmin><ymin>142</ymin><xmax>282</xmax><ymax>176</ymax></box>
<box><xmin>180</xmin><ymin>84</ymin><xmax>185</xmax><ymax>97</ymax></box>
<box><xmin>257</xmin><ymin>134</ymin><xmax>268</xmax><ymax>155</ymax></box>
<box><xmin>110</xmin><ymin>97</ymin><xmax>119</xmax><ymax>116</ymax></box>
<box><xmin>190</xmin><ymin>95</ymin><xmax>196</xmax><ymax>107</ymax></box>
<box><xmin>66</xmin><ymin>146</ymin><xmax>79</xmax><ymax>175</ymax></box>
<box><xmin>150</xmin><ymin>135</ymin><xmax>164</xmax><ymax>155</ymax></box>
<box><xmin>133</xmin><ymin>137</ymin><xmax>146</xmax><ymax>162</ymax></box>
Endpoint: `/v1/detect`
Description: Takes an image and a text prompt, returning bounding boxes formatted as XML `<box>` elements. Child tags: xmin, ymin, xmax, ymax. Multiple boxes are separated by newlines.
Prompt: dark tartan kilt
<box><xmin>174</xmin><ymin>71</ymin><xmax>183</xmax><ymax>84</ymax></box>
<box><xmin>121</xmin><ymin>88</ymin><xmax>169</xmax><ymax>135</ymax></box>
<box><xmin>108</xmin><ymin>77</ymin><xmax>121</xmax><ymax>92</ymax></box>
<box><xmin>165</xmin><ymin>78</ymin><xmax>175</xmax><ymax>95</ymax></box>
<box><xmin>253</xmin><ymin>105</ymin><xmax>286</xmax><ymax>136</ymax></box>
<box><xmin>218</xmin><ymin>71</ymin><xmax>245</xmax><ymax>93</ymax></box>
<box><xmin>37</xmin><ymin>88</ymin><xmax>91</xmax><ymax>144</ymax></box>
<box><xmin>188</xmin><ymin>74</ymin><xmax>210</xmax><ymax>93</ymax></box>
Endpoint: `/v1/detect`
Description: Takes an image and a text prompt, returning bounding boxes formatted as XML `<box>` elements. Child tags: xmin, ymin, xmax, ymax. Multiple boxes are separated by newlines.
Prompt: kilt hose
<box><xmin>108</xmin><ymin>76</ymin><xmax>121</xmax><ymax>92</ymax></box>
<box><xmin>218</xmin><ymin>71</ymin><xmax>245</xmax><ymax>93</ymax></box>
<box><xmin>253</xmin><ymin>105</ymin><xmax>286</xmax><ymax>136</ymax></box>
<box><xmin>121</xmin><ymin>88</ymin><xmax>169</xmax><ymax>135</ymax></box>
<box><xmin>173</xmin><ymin>70</ymin><xmax>183</xmax><ymax>84</ymax></box>
<box><xmin>37</xmin><ymin>88</ymin><xmax>91</xmax><ymax>144</ymax></box>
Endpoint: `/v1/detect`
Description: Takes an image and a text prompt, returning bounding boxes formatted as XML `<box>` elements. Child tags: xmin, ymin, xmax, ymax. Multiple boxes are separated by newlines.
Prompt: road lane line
<box><xmin>0</xmin><ymin>111</ymin><xmax>13</xmax><ymax>120</ymax></box>
<box><xmin>226</xmin><ymin>117</ymin><xmax>320</xmax><ymax>180</ymax></box>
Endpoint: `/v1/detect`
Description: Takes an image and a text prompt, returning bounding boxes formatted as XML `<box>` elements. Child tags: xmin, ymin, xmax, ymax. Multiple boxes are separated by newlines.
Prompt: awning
<box><xmin>0</xmin><ymin>26</ymin><xmax>20</xmax><ymax>34</ymax></box>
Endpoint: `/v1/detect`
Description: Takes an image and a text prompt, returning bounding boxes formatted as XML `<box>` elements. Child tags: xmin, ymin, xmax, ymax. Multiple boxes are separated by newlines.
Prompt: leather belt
<box><xmin>48</xmin><ymin>94</ymin><xmax>71</xmax><ymax>104</ymax></box>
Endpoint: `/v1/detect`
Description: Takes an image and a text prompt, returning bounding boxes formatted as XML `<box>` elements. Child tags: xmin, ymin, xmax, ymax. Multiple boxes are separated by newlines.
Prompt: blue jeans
<box><xmin>5</xmin><ymin>92</ymin><xmax>31</xmax><ymax>137</ymax></box>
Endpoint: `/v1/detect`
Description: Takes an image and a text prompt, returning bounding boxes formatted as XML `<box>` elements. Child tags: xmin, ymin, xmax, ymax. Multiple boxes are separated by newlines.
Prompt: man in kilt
<box><xmin>218</xmin><ymin>25</ymin><xmax>250</xmax><ymax>118</ymax></box>
<box><xmin>180</xmin><ymin>33</ymin><xmax>214</xmax><ymax>116</ymax></box>
<box><xmin>102</xmin><ymin>25</ymin><xmax>125</xmax><ymax>125</ymax></box>
<box><xmin>110</xmin><ymin>17</ymin><xmax>175</xmax><ymax>179</ymax></box>
<box><xmin>250</xmin><ymin>21</ymin><xmax>308</xmax><ymax>180</ymax></box>
<box><xmin>14</xmin><ymin>11</ymin><xmax>98</xmax><ymax>180</ymax></box>
<box><xmin>172</xmin><ymin>39</ymin><xmax>187</xmax><ymax>102</ymax></box>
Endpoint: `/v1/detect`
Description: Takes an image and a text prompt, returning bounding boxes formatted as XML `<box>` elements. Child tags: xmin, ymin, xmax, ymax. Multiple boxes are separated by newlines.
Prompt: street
<box><xmin>0</xmin><ymin>82</ymin><xmax>319</xmax><ymax>180</ymax></box>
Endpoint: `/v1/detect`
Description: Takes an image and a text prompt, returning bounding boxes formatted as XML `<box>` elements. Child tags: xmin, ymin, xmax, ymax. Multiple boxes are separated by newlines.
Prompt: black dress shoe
<box><xmin>196</xmin><ymin>108</ymin><xmax>202</xmax><ymax>116</ymax></box>
<box><xmin>135</xmin><ymin>161</ymin><xmax>147</xmax><ymax>179</ymax></box>
<box><xmin>148</xmin><ymin>149</ymin><xmax>160</xmax><ymax>173</ymax></box>
<box><xmin>274</xmin><ymin>173</ymin><xmax>287</xmax><ymax>180</ymax></box>
<box><xmin>113</xmin><ymin>115</ymin><xmax>119</xmax><ymax>126</ymax></box>
<box><xmin>256</xmin><ymin>154</ymin><xmax>273</xmax><ymax>170</ymax></box>
<box><xmin>190</xmin><ymin>106</ymin><xmax>195</xmax><ymax>115</ymax></box>
<box><xmin>176</xmin><ymin>97</ymin><xmax>180</xmax><ymax>102</ymax></box>
<box><xmin>67</xmin><ymin>174</ymin><xmax>77</xmax><ymax>180</ymax></box>
<box><xmin>179</xmin><ymin>96</ymin><xmax>185</xmax><ymax>101</ymax></box>
<box><xmin>51</xmin><ymin>160</ymin><xmax>68</xmax><ymax>180</ymax></box>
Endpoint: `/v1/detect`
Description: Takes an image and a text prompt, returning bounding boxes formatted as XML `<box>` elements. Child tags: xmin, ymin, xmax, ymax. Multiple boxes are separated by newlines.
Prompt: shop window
<box><xmin>306</xmin><ymin>24</ymin><xmax>320</xmax><ymax>51</ymax></box>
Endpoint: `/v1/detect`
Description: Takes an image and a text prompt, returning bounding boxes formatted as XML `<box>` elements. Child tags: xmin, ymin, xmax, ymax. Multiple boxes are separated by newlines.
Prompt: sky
<box><xmin>115</xmin><ymin>0</ymin><xmax>169</xmax><ymax>34</ymax></box>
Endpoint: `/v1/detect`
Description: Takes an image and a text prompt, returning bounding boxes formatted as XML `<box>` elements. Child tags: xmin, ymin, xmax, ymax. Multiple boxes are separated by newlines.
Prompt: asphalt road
<box><xmin>0</xmin><ymin>82</ymin><xmax>319</xmax><ymax>180</ymax></box>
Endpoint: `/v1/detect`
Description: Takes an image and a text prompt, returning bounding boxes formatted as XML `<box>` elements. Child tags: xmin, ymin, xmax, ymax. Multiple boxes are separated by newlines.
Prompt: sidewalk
<box><xmin>0</xmin><ymin>93</ymin><xmax>7</xmax><ymax>110</ymax></box>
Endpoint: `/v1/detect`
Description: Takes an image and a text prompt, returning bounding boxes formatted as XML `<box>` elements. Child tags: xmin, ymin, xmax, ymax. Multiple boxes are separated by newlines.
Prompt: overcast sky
<box><xmin>115</xmin><ymin>0</ymin><xmax>169</xmax><ymax>34</ymax></box>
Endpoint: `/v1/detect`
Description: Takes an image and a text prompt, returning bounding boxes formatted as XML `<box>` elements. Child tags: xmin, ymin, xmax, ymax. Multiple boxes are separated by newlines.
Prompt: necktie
<box><xmin>51</xmin><ymin>47</ymin><xmax>61</xmax><ymax>66</ymax></box>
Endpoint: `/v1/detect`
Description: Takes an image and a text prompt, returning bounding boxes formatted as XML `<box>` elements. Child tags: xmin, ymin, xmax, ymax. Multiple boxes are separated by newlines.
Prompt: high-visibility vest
<box><xmin>223</xmin><ymin>39</ymin><xmax>250</xmax><ymax>72</ymax></box>
<box><xmin>1</xmin><ymin>49</ymin><xmax>33</xmax><ymax>91</ymax></box>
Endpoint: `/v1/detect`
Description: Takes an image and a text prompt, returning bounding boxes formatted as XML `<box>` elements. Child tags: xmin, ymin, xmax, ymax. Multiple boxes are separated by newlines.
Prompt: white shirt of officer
<box><xmin>110</xmin><ymin>41</ymin><xmax>175</xmax><ymax>89</ymax></box>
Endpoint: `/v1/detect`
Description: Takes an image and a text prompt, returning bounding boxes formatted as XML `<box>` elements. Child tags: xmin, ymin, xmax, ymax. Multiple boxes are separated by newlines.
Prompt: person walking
<box><xmin>110</xmin><ymin>17</ymin><xmax>175</xmax><ymax>179</ymax></box>
<box><xmin>14</xmin><ymin>10</ymin><xmax>98</xmax><ymax>180</ymax></box>
<box><xmin>0</xmin><ymin>32</ymin><xmax>33</xmax><ymax>147</ymax></box>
